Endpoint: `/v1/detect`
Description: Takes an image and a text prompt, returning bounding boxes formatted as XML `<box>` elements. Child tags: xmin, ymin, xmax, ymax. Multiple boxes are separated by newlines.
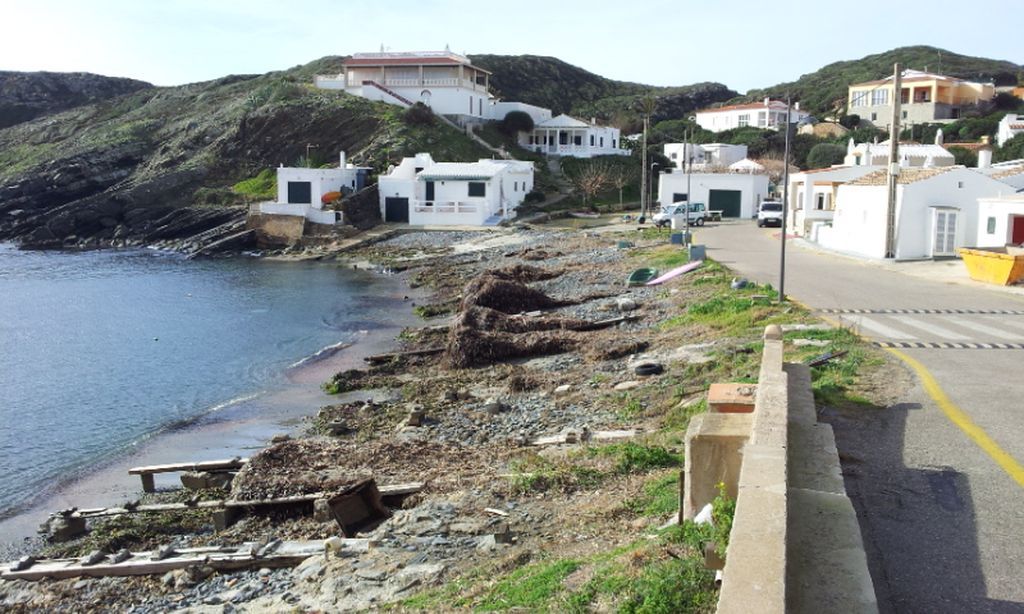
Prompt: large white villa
<box><xmin>378</xmin><ymin>153</ymin><xmax>534</xmax><ymax>226</ymax></box>
<box><xmin>315</xmin><ymin>49</ymin><xmax>623</xmax><ymax>158</ymax></box>
<box><xmin>694</xmin><ymin>98</ymin><xmax>810</xmax><ymax>133</ymax></box>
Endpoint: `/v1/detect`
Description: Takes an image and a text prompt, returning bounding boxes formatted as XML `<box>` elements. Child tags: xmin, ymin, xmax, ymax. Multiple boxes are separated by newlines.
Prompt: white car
<box><xmin>653</xmin><ymin>202</ymin><xmax>706</xmax><ymax>228</ymax></box>
<box><xmin>757</xmin><ymin>201</ymin><xmax>784</xmax><ymax>227</ymax></box>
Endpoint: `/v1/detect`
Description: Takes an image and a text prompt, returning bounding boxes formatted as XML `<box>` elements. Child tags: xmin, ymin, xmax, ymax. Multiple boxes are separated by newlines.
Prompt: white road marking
<box><xmin>893</xmin><ymin>316</ymin><xmax>971</xmax><ymax>341</ymax></box>
<box><xmin>841</xmin><ymin>315</ymin><xmax>916</xmax><ymax>340</ymax></box>
<box><xmin>942</xmin><ymin>317</ymin><xmax>1024</xmax><ymax>341</ymax></box>
<box><xmin>995</xmin><ymin>318</ymin><xmax>1024</xmax><ymax>333</ymax></box>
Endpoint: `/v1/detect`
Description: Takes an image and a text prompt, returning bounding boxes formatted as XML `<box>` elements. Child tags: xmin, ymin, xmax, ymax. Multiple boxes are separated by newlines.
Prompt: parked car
<box><xmin>653</xmin><ymin>202</ymin><xmax>706</xmax><ymax>228</ymax></box>
<box><xmin>757</xmin><ymin>201</ymin><xmax>784</xmax><ymax>227</ymax></box>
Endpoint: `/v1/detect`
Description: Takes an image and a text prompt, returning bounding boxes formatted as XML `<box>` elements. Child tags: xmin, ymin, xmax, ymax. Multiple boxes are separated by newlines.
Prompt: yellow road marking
<box><xmin>785</xmin><ymin>296</ymin><xmax>1024</xmax><ymax>487</ymax></box>
<box><xmin>885</xmin><ymin>347</ymin><xmax>1024</xmax><ymax>488</ymax></box>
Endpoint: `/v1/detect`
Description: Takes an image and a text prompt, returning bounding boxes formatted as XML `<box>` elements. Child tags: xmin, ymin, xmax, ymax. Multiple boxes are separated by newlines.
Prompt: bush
<box><xmin>996</xmin><ymin>133</ymin><xmax>1024</xmax><ymax>162</ymax></box>
<box><xmin>403</xmin><ymin>102</ymin><xmax>435</xmax><ymax>126</ymax></box>
<box><xmin>524</xmin><ymin>189</ymin><xmax>546</xmax><ymax>204</ymax></box>
<box><xmin>946</xmin><ymin>146</ymin><xmax>978</xmax><ymax>167</ymax></box>
<box><xmin>806</xmin><ymin>143</ymin><xmax>846</xmax><ymax>169</ymax></box>
<box><xmin>500</xmin><ymin>110</ymin><xmax>534</xmax><ymax>135</ymax></box>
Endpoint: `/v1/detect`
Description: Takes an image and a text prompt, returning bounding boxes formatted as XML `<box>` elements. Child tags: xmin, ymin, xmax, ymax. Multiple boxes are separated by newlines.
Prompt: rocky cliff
<box><xmin>0</xmin><ymin>71</ymin><xmax>151</xmax><ymax>129</ymax></box>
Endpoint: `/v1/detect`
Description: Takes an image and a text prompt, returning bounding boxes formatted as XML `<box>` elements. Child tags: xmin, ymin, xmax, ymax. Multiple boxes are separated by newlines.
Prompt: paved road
<box><xmin>696</xmin><ymin>221</ymin><xmax>1024</xmax><ymax>613</ymax></box>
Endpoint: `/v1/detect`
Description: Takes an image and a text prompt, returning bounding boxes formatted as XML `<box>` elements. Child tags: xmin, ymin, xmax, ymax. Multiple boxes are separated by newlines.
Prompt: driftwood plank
<box><xmin>128</xmin><ymin>458</ymin><xmax>247</xmax><ymax>476</ymax></box>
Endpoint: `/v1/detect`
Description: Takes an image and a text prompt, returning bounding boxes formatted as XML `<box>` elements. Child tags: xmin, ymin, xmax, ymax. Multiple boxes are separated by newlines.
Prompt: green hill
<box><xmin>744</xmin><ymin>45</ymin><xmax>1022</xmax><ymax>117</ymax></box>
<box><xmin>470</xmin><ymin>54</ymin><xmax>737</xmax><ymax>126</ymax></box>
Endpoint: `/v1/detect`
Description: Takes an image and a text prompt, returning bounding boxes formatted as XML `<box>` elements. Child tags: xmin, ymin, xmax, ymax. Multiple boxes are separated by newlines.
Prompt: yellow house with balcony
<box><xmin>847</xmin><ymin>69</ymin><xmax>995</xmax><ymax>128</ymax></box>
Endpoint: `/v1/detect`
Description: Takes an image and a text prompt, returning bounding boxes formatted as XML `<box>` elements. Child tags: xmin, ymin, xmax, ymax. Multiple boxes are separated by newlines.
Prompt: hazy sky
<box><xmin>3</xmin><ymin>0</ymin><xmax>1021</xmax><ymax>92</ymax></box>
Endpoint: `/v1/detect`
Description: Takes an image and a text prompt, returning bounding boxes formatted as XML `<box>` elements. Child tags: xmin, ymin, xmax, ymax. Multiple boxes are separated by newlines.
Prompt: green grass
<box><xmin>507</xmin><ymin>453</ymin><xmax>606</xmax><ymax>494</ymax></box>
<box><xmin>591</xmin><ymin>442</ymin><xmax>681</xmax><ymax>474</ymax></box>
<box><xmin>232</xmin><ymin>168</ymin><xmax>277</xmax><ymax>200</ymax></box>
<box><xmin>413</xmin><ymin>303</ymin><xmax>453</xmax><ymax>319</ymax></box>
<box><xmin>628</xmin><ymin>472</ymin><xmax>680</xmax><ymax>517</ymax></box>
<box><xmin>477</xmin><ymin>558</ymin><xmax>581</xmax><ymax>611</ymax></box>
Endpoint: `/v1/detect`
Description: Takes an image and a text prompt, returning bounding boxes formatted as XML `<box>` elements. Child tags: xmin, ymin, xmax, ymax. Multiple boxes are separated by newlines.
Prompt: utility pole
<box><xmin>640</xmin><ymin>114</ymin><xmax>649</xmax><ymax>223</ymax></box>
<box><xmin>684</xmin><ymin>129</ymin><xmax>692</xmax><ymax>244</ymax></box>
<box><xmin>306</xmin><ymin>143</ymin><xmax>319</xmax><ymax>167</ymax></box>
<box><xmin>779</xmin><ymin>96</ymin><xmax>792</xmax><ymax>303</ymax></box>
<box><xmin>885</xmin><ymin>64</ymin><xmax>902</xmax><ymax>258</ymax></box>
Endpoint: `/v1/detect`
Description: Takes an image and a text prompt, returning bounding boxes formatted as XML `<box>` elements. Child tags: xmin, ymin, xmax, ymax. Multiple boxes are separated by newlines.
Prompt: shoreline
<box><xmin>0</xmin><ymin>256</ymin><xmax>424</xmax><ymax>556</ymax></box>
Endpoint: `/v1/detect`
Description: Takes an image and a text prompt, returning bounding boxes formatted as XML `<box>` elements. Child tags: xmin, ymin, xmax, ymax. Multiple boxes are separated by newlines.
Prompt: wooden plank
<box><xmin>128</xmin><ymin>458</ymin><xmax>248</xmax><ymax>476</ymax></box>
<box><xmin>364</xmin><ymin>347</ymin><xmax>445</xmax><ymax>364</ymax></box>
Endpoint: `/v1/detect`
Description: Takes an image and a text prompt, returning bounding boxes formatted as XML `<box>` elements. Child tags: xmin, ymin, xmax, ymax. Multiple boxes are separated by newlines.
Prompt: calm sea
<box><xmin>0</xmin><ymin>245</ymin><xmax>410</xmax><ymax>522</ymax></box>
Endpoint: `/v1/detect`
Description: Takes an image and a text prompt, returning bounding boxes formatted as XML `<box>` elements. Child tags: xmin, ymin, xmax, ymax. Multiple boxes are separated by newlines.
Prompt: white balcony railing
<box><xmin>413</xmin><ymin>200</ymin><xmax>480</xmax><ymax>214</ymax></box>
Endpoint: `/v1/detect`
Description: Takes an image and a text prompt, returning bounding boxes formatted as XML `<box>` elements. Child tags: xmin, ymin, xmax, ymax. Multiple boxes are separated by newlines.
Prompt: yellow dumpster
<box><xmin>958</xmin><ymin>246</ymin><xmax>1024</xmax><ymax>286</ymax></box>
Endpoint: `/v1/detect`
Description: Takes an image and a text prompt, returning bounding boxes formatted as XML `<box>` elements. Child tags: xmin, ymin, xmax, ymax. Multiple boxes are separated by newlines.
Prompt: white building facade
<box><xmin>521</xmin><ymin>114</ymin><xmax>628</xmax><ymax>158</ymax></box>
<box><xmin>976</xmin><ymin>194</ymin><xmax>1024</xmax><ymax>247</ymax></box>
<box><xmin>817</xmin><ymin>167</ymin><xmax>1016</xmax><ymax>259</ymax></box>
<box><xmin>694</xmin><ymin>99</ymin><xmax>810</xmax><ymax>133</ymax></box>
<box><xmin>256</xmin><ymin>152</ymin><xmax>370</xmax><ymax>225</ymax></box>
<box><xmin>785</xmin><ymin>166</ymin><xmax>883</xmax><ymax>237</ymax></box>
<box><xmin>315</xmin><ymin>50</ymin><xmax>494</xmax><ymax>121</ymax></box>
<box><xmin>663</xmin><ymin>143</ymin><xmax>749</xmax><ymax>170</ymax></box>
<box><xmin>378</xmin><ymin>153</ymin><xmax>534</xmax><ymax>226</ymax></box>
<box><xmin>656</xmin><ymin>170</ymin><xmax>770</xmax><ymax>219</ymax></box>
<box><xmin>997</xmin><ymin>113</ymin><xmax>1024</xmax><ymax>147</ymax></box>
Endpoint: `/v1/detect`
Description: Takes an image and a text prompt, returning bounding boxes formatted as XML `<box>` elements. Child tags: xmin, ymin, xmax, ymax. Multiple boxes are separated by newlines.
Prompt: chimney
<box><xmin>794</xmin><ymin>101</ymin><xmax>800</xmax><ymax>111</ymax></box>
<box><xmin>591</xmin><ymin>117</ymin><xmax>597</xmax><ymax>125</ymax></box>
<box><xmin>978</xmin><ymin>137</ymin><xmax>993</xmax><ymax>169</ymax></box>
<box><xmin>339</xmin><ymin>151</ymin><xmax>347</xmax><ymax>168</ymax></box>
<box><xmin>764</xmin><ymin>97</ymin><xmax>770</xmax><ymax>106</ymax></box>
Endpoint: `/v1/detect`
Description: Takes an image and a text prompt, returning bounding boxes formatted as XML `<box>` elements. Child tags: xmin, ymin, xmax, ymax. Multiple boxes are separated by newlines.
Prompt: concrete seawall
<box><xmin>684</xmin><ymin>325</ymin><xmax>877</xmax><ymax>613</ymax></box>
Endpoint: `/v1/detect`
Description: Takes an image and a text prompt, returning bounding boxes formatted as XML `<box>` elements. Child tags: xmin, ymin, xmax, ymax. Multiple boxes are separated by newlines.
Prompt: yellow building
<box><xmin>847</xmin><ymin>70</ymin><xmax>995</xmax><ymax>128</ymax></box>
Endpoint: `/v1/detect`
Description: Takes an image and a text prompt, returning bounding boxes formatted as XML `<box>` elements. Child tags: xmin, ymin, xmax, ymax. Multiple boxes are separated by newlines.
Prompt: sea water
<box><xmin>0</xmin><ymin>245</ymin><xmax>411</xmax><ymax>525</ymax></box>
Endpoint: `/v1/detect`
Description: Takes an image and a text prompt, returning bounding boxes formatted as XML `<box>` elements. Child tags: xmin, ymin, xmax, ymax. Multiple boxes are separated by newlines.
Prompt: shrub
<box><xmin>524</xmin><ymin>189</ymin><xmax>546</xmax><ymax>204</ymax></box>
<box><xmin>500</xmin><ymin>110</ymin><xmax>534</xmax><ymax>135</ymax></box>
<box><xmin>403</xmin><ymin>102</ymin><xmax>435</xmax><ymax>126</ymax></box>
<box><xmin>839</xmin><ymin>113</ymin><xmax>860</xmax><ymax>129</ymax></box>
<box><xmin>806</xmin><ymin>143</ymin><xmax>846</xmax><ymax>169</ymax></box>
<box><xmin>946</xmin><ymin>145</ymin><xmax>978</xmax><ymax>167</ymax></box>
<box><xmin>996</xmin><ymin>133</ymin><xmax>1024</xmax><ymax>162</ymax></box>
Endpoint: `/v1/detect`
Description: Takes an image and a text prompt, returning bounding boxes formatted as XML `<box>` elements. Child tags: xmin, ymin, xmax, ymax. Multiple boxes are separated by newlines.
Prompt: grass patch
<box><xmin>638</xmin><ymin>245</ymin><xmax>691</xmax><ymax>269</ymax></box>
<box><xmin>232</xmin><ymin>168</ymin><xmax>276</xmax><ymax>200</ymax></box>
<box><xmin>478</xmin><ymin>558</ymin><xmax>581</xmax><ymax>611</ymax></box>
<box><xmin>412</xmin><ymin>303</ymin><xmax>453</xmax><ymax>319</ymax></box>
<box><xmin>507</xmin><ymin>453</ymin><xmax>606</xmax><ymax>494</ymax></box>
<box><xmin>591</xmin><ymin>442</ymin><xmax>681</xmax><ymax>474</ymax></box>
<box><xmin>628</xmin><ymin>472</ymin><xmax>680</xmax><ymax>517</ymax></box>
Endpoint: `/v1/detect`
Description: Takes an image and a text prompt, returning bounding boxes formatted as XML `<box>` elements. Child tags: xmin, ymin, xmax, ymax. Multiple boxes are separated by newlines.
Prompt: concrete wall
<box><xmin>246</xmin><ymin>214</ymin><xmax>305</xmax><ymax>246</ymax></box>
<box><xmin>685</xmin><ymin>326</ymin><xmax>876</xmax><ymax>613</ymax></box>
<box><xmin>657</xmin><ymin>172</ymin><xmax>769</xmax><ymax>218</ymax></box>
<box><xmin>976</xmin><ymin>196</ymin><xmax>1024</xmax><ymax>246</ymax></box>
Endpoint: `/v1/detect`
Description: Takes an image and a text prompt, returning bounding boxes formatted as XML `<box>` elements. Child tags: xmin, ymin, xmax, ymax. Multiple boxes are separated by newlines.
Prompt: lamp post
<box><xmin>684</xmin><ymin>127</ymin><xmax>693</xmax><ymax>245</ymax></box>
<box><xmin>650</xmin><ymin>162</ymin><xmax>659</xmax><ymax>216</ymax></box>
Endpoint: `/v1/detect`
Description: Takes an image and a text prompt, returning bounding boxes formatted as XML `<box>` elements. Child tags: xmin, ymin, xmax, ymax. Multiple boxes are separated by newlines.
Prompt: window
<box><xmin>815</xmin><ymin>193</ymin><xmax>829</xmax><ymax>211</ymax></box>
<box><xmin>670</xmin><ymin>152</ymin><xmax>678</xmax><ymax>160</ymax></box>
<box><xmin>957</xmin><ymin>181</ymin><xmax>964</xmax><ymax>189</ymax></box>
<box><xmin>287</xmin><ymin>181</ymin><xmax>312</xmax><ymax>204</ymax></box>
<box><xmin>988</xmin><ymin>217</ymin><xmax>997</xmax><ymax>234</ymax></box>
<box><xmin>612</xmin><ymin>139</ymin><xmax>617</xmax><ymax>148</ymax></box>
<box><xmin>871</xmin><ymin>89</ymin><xmax>888</xmax><ymax>106</ymax></box>
<box><xmin>600</xmin><ymin>137</ymin><xmax>604</xmax><ymax>147</ymax></box>
<box><xmin>574</xmin><ymin>135</ymin><xmax>582</xmax><ymax>146</ymax></box>
<box><xmin>902</xmin><ymin>110</ymin><xmax>907</xmax><ymax>119</ymax></box>
<box><xmin>590</xmin><ymin>135</ymin><xmax>595</xmax><ymax>146</ymax></box>
<box><xmin>871</xmin><ymin>113</ymin><xmax>877</xmax><ymax>121</ymax></box>
<box><xmin>851</xmin><ymin>92</ymin><xmax>868</xmax><ymax>107</ymax></box>
<box><xmin>738</xmin><ymin>114</ymin><xmax>750</xmax><ymax>127</ymax></box>
<box><xmin>758</xmin><ymin>112</ymin><xmax>767</xmax><ymax>127</ymax></box>
<box><xmin>673</xmin><ymin>192</ymin><xmax>688</xmax><ymax>203</ymax></box>
<box><xmin>468</xmin><ymin>182</ymin><xmax>486</xmax><ymax>197</ymax></box>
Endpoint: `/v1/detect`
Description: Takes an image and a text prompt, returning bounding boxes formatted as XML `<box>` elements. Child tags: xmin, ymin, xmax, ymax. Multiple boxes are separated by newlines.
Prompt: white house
<box><xmin>843</xmin><ymin>134</ymin><xmax>955</xmax><ymax>168</ymax></box>
<box><xmin>816</xmin><ymin>166</ymin><xmax>1016</xmax><ymax>259</ymax></box>
<box><xmin>378</xmin><ymin>153</ymin><xmax>534</xmax><ymax>226</ymax></box>
<box><xmin>521</xmin><ymin>114</ymin><xmax>628</xmax><ymax>158</ymax></box>
<box><xmin>488</xmin><ymin>101</ymin><xmax>552</xmax><ymax>126</ymax></box>
<box><xmin>656</xmin><ymin>170</ymin><xmax>770</xmax><ymax>219</ymax></box>
<box><xmin>315</xmin><ymin>49</ymin><xmax>494</xmax><ymax>121</ymax></box>
<box><xmin>694</xmin><ymin>99</ymin><xmax>810</xmax><ymax>133</ymax></box>
<box><xmin>663</xmin><ymin>143</ymin><xmax>748</xmax><ymax>170</ymax></box>
<box><xmin>976</xmin><ymin>194</ymin><xmax>1024</xmax><ymax>247</ymax></box>
<box><xmin>256</xmin><ymin>152</ymin><xmax>370</xmax><ymax>225</ymax></box>
<box><xmin>785</xmin><ymin>166</ymin><xmax>883</xmax><ymax>237</ymax></box>
<box><xmin>997</xmin><ymin>113</ymin><xmax>1024</xmax><ymax>147</ymax></box>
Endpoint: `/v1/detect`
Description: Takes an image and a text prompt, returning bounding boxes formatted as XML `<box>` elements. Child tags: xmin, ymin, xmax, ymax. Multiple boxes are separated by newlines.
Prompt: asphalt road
<box><xmin>695</xmin><ymin>220</ymin><xmax>1024</xmax><ymax>613</ymax></box>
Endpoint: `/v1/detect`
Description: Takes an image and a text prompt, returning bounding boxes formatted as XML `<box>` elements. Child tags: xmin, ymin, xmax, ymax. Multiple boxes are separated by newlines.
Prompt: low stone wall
<box><xmin>247</xmin><ymin>213</ymin><xmax>305</xmax><ymax>247</ymax></box>
<box><xmin>683</xmin><ymin>325</ymin><xmax>877</xmax><ymax>613</ymax></box>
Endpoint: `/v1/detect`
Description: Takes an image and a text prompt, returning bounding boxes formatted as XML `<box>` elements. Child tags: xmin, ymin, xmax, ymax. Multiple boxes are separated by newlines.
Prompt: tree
<box><xmin>995</xmin><ymin>133</ymin><xmax>1024</xmax><ymax>163</ymax></box>
<box><xmin>839</xmin><ymin>114</ymin><xmax>861</xmax><ymax>129</ymax></box>
<box><xmin>608</xmin><ymin>162</ymin><xmax>639</xmax><ymax>206</ymax></box>
<box><xmin>806</xmin><ymin>143</ymin><xmax>847</xmax><ymax>169</ymax></box>
<box><xmin>500</xmin><ymin>110</ymin><xmax>534</xmax><ymax>135</ymax></box>
<box><xmin>403</xmin><ymin>102</ymin><xmax>434</xmax><ymax>126</ymax></box>
<box><xmin>565</xmin><ymin>160</ymin><xmax>613</xmax><ymax>209</ymax></box>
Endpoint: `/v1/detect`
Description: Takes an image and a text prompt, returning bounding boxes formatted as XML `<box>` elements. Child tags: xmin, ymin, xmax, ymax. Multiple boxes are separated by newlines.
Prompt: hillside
<box><xmin>0</xmin><ymin>71</ymin><xmax>152</xmax><ymax>129</ymax></box>
<box><xmin>470</xmin><ymin>54</ymin><xmax>737</xmax><ymax>126</ymax></box>
<box><xmin>0</xmin><ymin>60</ymin><xmax>491</xmax><ymax>249</ymax></box>
<box><xmin>744</xmin><ymin>46</ymin><xmax>1023</xmax><ymax>117</ymax></box>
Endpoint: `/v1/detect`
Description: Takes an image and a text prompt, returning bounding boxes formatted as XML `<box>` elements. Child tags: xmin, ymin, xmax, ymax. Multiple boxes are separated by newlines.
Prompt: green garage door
<box><xmin>709</xmin><ymin>189</ymin><xmax>742</xmax><ymax>218</ymax></box>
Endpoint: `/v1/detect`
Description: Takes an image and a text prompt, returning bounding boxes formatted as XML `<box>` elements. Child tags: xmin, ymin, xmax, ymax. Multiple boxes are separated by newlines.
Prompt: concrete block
<box><xmin>707</xmin><ymin>383</ymin><xmax>757</xmax><ymax>413</ymax></box>
<box><xmin>682</xmin><ymin>413</ymin><xmax>752</xmax><ymax>520</ymax></box>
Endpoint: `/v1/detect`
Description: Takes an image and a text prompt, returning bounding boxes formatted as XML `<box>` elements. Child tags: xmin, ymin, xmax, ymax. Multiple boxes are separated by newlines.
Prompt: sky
<box><xmin>3</xmin><ymin>0</ymin><xmax>1021</xmax><ymax>93</ymax></box>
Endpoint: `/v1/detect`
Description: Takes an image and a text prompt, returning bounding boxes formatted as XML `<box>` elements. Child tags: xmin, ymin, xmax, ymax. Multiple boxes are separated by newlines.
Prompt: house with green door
<box><xmin>655</xmin><ymin>169</ymin><xmax>769</xmax><ymax>219</ymax></box>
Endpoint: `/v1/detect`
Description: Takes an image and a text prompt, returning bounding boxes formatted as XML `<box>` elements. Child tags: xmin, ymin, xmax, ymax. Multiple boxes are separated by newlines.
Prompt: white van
<box><xmin>757</xmin><ymin>201</ymin><xmax>784</xmax><ymax>227</ymax></box>
<box><xmin>653</xmin><ymin>202</ymin><xmax>706</xmax><ymax>228</ymax></box>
